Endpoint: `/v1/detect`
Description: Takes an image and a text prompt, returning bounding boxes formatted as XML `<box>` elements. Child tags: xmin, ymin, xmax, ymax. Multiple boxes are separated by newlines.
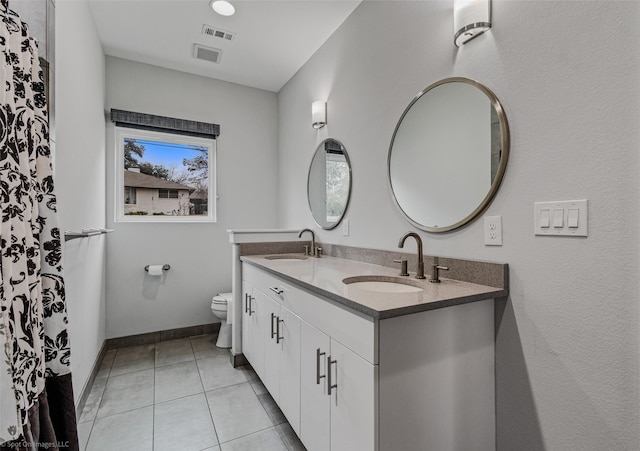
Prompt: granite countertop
<box><xmin>241</xmin><ymin>254</ymin><xmax>508</xmax><ymax>320</ymax></box>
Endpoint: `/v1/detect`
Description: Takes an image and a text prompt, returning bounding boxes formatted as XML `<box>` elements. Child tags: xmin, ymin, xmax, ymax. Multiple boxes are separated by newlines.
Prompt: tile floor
<box><xmin>77</xmin><ymin>334</ymin><xmax>306</xmax><ymax>451</ymax></box>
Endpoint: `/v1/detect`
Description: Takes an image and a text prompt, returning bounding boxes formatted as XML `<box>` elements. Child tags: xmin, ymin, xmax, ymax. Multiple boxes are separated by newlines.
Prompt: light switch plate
<box><xmin>484</xmin><ymin>216</ymin><xmax>502</xmax><ymax>246</ymax></box>
<box><xmin>342</xmin><ymin>219</ymin><xmax>349</xmax><ymax>236</ymax></box>
<box><xmin>534</xmin><ymin>200</ymin><xmax>588</xmax><ymax>237</ymax></box>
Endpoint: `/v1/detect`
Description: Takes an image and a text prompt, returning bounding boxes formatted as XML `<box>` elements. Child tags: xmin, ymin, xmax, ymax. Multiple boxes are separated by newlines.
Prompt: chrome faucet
<box><xmin>298</xmin><ymin>228</ymin><xmax>317</xmax><ymax>257</ymax></box>
<box><xmin>398</xmin><ymin>232</ymin><xmax>426</xmax><ymax>279</ymax></box>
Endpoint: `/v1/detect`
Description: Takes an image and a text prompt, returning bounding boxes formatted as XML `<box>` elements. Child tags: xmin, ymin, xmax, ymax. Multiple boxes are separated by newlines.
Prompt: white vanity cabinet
<box><xmin>241</xmin><ymin>259</ymin><xmax>495</xmax><ymax>451</ymax></box>
<box><xmin>242</xmin><ymin>263</ymin><xmax>377</xmax><ymax>451</ymax></box>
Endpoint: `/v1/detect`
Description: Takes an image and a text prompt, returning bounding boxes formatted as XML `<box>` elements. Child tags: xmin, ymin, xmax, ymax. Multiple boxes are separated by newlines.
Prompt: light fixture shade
<box><xmin>312</xmin><ymin>101</ymin><xmax>327</xmax><ymax>129</ymax></box>
<box><xmin>454</xmin><ymin>0</ymin><xmax>491</xmax><ymax>47</ymax></box>
<box><xmin>211</xmin><ymin>0</ymin><xmax>235</xmax><ymax>17</ymax></box>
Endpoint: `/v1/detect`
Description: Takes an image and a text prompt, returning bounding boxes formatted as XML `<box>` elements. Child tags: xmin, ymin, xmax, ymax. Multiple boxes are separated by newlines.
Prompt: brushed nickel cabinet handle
<box><xmin>276</xmin><ymin>318</ymin><xmax>284</xmax><ymax>343</ymax></box>
<box><xmin>271</xmin><ymin>312</ymin><xmax>276</xmax><ymax>339</ymax></box>
<box><xmin>244</xmin><ymin>293</ymin><xmax>249</xmax><ymax>313</ymax></box>
<box><xmin>316</xmin><ymin>348</ymin><xmax>326</xmax><ymax>385</ymax></box>
<box><xmin>269</xmin><ymin>287</ymin><xmax>284</xmax><ymax>296</ymax></box>
<box><xmin>248</xmin><ymin>296</ymin><xmax>255</xmax><ymax>316</ymax></box>
<box><xmin>327</xmin><ymin>355</ymin><xmax>337</xmax><ymax>395</ymax></box>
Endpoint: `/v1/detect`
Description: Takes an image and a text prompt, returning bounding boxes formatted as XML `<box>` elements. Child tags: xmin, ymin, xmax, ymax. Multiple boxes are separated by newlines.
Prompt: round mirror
<box><xmin>307</xmin><ymin>138</ymin><xmax>352</xmax><ymax>230</ymax></box>
<box><xmin>388</xmin><ymin>77</ymin><xmax>509</xmax><ymax>232</ymax></box>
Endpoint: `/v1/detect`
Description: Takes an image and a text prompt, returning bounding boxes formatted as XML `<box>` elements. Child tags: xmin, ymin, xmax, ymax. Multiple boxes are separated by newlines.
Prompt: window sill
<box><xmin>116</xmin><ymin>215</ymin><xmax>216</xmax><ymax>224</ymax></box>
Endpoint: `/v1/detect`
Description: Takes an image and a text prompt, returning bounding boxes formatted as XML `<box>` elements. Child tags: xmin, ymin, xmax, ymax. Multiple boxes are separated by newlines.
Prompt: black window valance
<box><xmin>110</xmin><ymin>109</ymin><xmax>220</xmax><ymax>139</ymax></box>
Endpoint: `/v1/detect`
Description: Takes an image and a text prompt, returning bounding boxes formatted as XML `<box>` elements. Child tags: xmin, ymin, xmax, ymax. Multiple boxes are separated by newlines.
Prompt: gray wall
<box><xmin>55</xmin><ymin>0</ymin><xmax>107</xmax><ymax>403</ymax></box>
<box><xmin>104</xmin><ymin>57</ymin><xmax>279</xmax><ymax>338</ymax></box>
<box><xmin>277</xmin><ymin>1</ymin><xmax>639</xmax><ymax>449</ymax></box>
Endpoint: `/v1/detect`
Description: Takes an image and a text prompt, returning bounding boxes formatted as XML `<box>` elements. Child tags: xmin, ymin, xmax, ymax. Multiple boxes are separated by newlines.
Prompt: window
<box><xmin>158</xmin><ymin>189</ymin><xmax>179</xmax><ymax>199</ymax></box>
<box><xmin>125</xmin><ymin>187</ymin><xmax>137</xmax><ymax>204</ymax></box>
<box><xmin>115</xmin><ymin>127</ymin><xmax>216</xmax><ymax>222</ymax></box>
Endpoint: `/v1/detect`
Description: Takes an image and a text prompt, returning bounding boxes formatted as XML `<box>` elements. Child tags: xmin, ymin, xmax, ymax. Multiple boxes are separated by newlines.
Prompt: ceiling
<box><xmin>88</xmin><ymin>0</ymin><xmax>362</xmax><ymax>92</ymax></box>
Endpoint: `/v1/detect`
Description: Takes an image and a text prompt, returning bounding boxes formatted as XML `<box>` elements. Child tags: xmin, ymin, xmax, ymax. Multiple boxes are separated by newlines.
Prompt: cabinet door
<box><xmin>250</xmin><ymin>289</ymin><xmax>266</xmax><ymax>379</ymax></box>
<box><xmin>329</xmin><ymin>339</ymin><xmax>377</xmax><ymax>451</ymax></box>
<box><xmin>300</xmin><ymin>320</ymin><xmax>331</xmax><ymax>451</ymax></box>
<box><xmin>241</xmin><ymin>282</ymin><xmax>253</xmax><ymax>363</ymax></box>
<box><xmin>279</xmin><ymin>306</ymin><xmax>301</xmax><ymax>435</ymax></box>
<box><xmin>262</xmin><ymin>293</ymin><xmax>281</xmax><ymax>401</ymax></box>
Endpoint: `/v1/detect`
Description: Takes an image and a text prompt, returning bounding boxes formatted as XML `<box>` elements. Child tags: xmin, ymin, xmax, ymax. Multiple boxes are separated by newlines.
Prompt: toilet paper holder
<box><xmin>144</xmin><ymin>264</ymin><xmax>171</xmax><ymax>272</ymax></box>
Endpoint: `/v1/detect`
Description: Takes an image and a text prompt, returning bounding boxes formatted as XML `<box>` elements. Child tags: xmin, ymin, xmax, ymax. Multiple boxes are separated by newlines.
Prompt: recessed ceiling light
<box><xmin>211</xmin><ymin>0</ymin><xmax>235</xmax><ymax>17</ymax></box>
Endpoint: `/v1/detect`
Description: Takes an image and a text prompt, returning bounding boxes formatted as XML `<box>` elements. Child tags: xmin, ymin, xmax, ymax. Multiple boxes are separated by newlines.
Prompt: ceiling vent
<box><xmin>202</xmin><ymin>24</ymin><xmax>236</xmax><ymax>41</ymax></box>
<box><xmin>193</xmin><ymin>44</ymin><xmax>222</xmax><ymax>64</ymax></box>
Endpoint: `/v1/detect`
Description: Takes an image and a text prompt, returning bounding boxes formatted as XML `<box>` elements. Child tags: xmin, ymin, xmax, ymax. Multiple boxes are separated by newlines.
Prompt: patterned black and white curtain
<box><xmin>1</xmin><ymin>1</ymin><xmax>78</xmax><ymax>449</ymax></box>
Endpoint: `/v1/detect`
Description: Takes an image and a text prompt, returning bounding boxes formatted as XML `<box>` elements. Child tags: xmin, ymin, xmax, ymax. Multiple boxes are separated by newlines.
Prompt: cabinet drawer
<box><xmin>243</xmin><ymin>263</ymin><xmax>290</xmax><ymax>302</ymax></box>
<box><xmin>243</xmin><ymin>263</ymin><xmax>377</xmax><ymax>364</ymax></box>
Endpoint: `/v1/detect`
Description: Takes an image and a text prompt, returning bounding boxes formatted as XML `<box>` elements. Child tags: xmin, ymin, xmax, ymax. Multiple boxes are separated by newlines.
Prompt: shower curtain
<box><xmin>1</xmin><ymin>1</ymin><xmax>78</xmax><ymax>450</ymax></box>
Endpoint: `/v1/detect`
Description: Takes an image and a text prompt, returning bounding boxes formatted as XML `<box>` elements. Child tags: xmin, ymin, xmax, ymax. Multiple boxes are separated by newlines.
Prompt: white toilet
<box><xmin>211</xmin><ymin>292</ymin><xmax>232</xmax><ymax>348</ymax></box>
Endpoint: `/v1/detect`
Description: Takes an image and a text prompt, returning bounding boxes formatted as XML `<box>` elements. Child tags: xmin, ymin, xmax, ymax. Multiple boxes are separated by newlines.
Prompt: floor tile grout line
<box><xmin>93</xmin><ymin>401</ymin><xmax>156</xmax><ymax>421</ymax></box>
<box><xmin>155</xmin><ymin>392</ymin><xmax>209</xmax><ymax>410</ymax></box>
<box><xmin>202</xmin><ymin>379</ymin><xmax>254</xmax><ymax>396</ymax></box>
<box><xmin>152</xmin><ymin>349</ymin><xmax>156</xmax><ymax>451</ymax></box>
<box><xmin>83</xmin><ymin>348</ymin><xmax>119</xmax><ymax>450</ymax></box>
<box><xmin>217</xmin><ymin>425</ymin><xmax>283</xmax><ymax>446</ymax></box>
<box><xmin>154</xmin><ymin>356</ymin><xmax>196</xmax><ymax>370</ymax></box>
<box><xmin>205</xmin><ymin>395</ymin><xmax>222</xmax><ymax>449</ymax></box>
<box><xmin>155</xmin><ymin>337</ymin><xmax>196</xmax><ymax>369</ymax></box>
<box><xmin>103</xmin><ymin>349</ymin><xmax>116</xmax><ymax>379</ymax></box>
<box><xmin>81</xmin><ymin>375</ymin><xmax>109</xmax><ymax>423</ymax></box>
<box><xmin>83</xmin><ymin>419</ymin><xmax>95</xmax><ymax>451</ymax></box>
<box><xmin>93</xmin><ymin>366</ymin><xmax>156</xmax><ymax>420</ymax></box>
<box><xmin>197</xmin><ymin>353</ymin><xmax>222</xmax><ymax>448</ymax></box>
<box><xmin>107</xmin><ymin>365</ymin><xmax>156</xmax><ymax>378</ymax></box>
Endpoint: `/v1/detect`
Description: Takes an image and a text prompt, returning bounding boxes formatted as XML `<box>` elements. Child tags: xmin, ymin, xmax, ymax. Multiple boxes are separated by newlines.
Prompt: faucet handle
<box><xmin>304</xmin><ymin>245</ymin><xmax>310</xmax><ymax>256</ymax></box>
<box><xmin>393</xmin><ymin>259</ymin><xmax>409</xmax><ymax>276</ymax></box>
<box><xmin>429</xmin><ymin>265</ymin><xmax>449</xmax><ymax>283</ymax></box>
<box><xmin>315</xmin><ymin>247</ymin><xmax>323</xmax><ymax>258</ymax></box>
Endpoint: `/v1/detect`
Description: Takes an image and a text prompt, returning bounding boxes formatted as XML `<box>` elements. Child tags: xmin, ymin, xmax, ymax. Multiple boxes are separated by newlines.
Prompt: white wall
<box><xmin>55</xmin><ymin>0</ymin><xmax>107</xmax><ymax>403</ymax></box>
<box><xmin>105</xmin><ymin>57</ymin><xmax>279</xmax><ymax>338</ymax></box>
<box><xmin>277</xmin><ymin>1</ymin><xmax>639</xmax><ymax>449</ymax></box>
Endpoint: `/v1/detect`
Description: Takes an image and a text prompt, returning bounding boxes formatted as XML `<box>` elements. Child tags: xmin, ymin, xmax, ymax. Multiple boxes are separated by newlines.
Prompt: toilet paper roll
<box><xmin>147</xmin><ymin>265</ymin><xmax>164</xmax><ymax>276</ymax></box>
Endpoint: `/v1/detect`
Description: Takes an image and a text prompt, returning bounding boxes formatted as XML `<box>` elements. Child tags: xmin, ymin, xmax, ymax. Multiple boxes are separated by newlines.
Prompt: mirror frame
<box><xmin>307</xmin><ymin>138</ymin><xmax>353</xmax><ymax>230</ymax></box>
<box><xmin>388</xmin><ymin>77</ymin><xmax>510</xmax><ymax>233</ymax></box>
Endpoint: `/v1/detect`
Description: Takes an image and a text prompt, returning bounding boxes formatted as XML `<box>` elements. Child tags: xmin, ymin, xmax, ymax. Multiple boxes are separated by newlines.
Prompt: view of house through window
<box><xmin>116</xmin><ymin>128</ymin><xmax>216</xmax><ymax>222</ymax></box>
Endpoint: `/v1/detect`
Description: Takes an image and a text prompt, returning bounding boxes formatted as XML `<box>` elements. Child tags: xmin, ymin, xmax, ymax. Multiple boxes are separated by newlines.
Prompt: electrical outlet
<box><xmin>484</xmin><ymin>216</ymin><xmax>502</xmax><ymax>246</ymax></box>
<box><xmin>342</xmin><ymin>219</ymin><xmax>349</xmax><ymax>236</ymax></box>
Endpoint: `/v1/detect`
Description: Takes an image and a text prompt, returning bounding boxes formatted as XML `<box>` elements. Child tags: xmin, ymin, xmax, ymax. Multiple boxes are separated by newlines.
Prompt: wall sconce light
<box><xmin>312</xmin><ymin>101</ymin><xmax>327</xmax><ymax>129</ymax></box>
<box><xmin>454</xmin><ymin>0</ymin><xmax>491</xmax><ymax>47</ymax></box>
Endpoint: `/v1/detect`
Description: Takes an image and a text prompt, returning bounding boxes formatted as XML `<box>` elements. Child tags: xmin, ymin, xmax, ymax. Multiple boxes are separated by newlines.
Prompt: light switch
<box><xmin>568</xmin><ymin>209</ymin><xmax>579</xmax><ymax>228</ymax></box>
<box><xmin>539</xmin><ymin>209</ymin><xmax>550</xmax><ymax>228</ymax></box>
<box><xmin>534</xmin><ymin>200</ymin><xmax>588</xmax><ymax>237</ymax></box>
<box><xmin>553</xmin><ymin>209</ymin><xmax>564</xmax><ymax>228</ymax></box>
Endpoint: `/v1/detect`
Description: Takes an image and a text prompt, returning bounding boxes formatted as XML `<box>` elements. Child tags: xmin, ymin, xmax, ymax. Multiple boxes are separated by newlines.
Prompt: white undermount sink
<box><xmin>264</xmin><ymin>254</ymin><xmax>308</xmax><ymax>261</ymax></box>
<box><xmin>342</xmin><ymin>275</ymin><xmax>424</xmax><ymax>293</ymax></box>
